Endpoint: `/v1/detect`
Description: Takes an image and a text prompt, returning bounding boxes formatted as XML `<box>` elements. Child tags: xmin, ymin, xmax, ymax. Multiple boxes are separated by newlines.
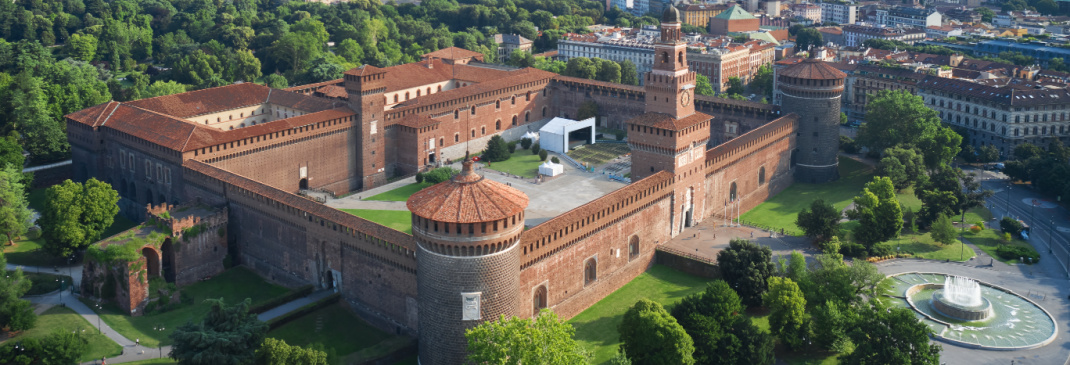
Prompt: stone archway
<box><xmin>142</xmin><ymin>246</ymin><xmax>161</xmax><ymax>278</ymax></box>
<box><xmin>533</xmin><ymin>285</ymin><xmax>547</xmax><ymax>317</ymax></box>
<box><xmin>161</xmin><ymin>240</ymin><xmax>176</xmax><ymax>283</ymax></box>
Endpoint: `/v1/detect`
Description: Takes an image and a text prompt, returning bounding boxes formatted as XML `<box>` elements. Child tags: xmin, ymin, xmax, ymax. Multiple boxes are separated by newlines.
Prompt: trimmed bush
<box><xmin>615</xmin><ymin>130</ymin><xmax>626</xmax><ymax>141</ymax></box>
<box><xmin>531</xmin><ymin>143</ymin><xmax>541</xmax><ymax>155</ymax></box>
<box><xmin>551</xmin><ymin>156</ymin><xmax>560</xmax><ymax>164</ymax></box>
<box><xmin>423</xmin><ymin>167</ymin><xmax>458</xmax><ymax>184</ymax></box>
<box><xmin>520</xmin><ymin>138</ymin><xmax>533</xmax><ymax>149</ymax></box>
<box><xmin>539</xmin><ymin>149</ymin><xmax>548</xmax><ymax>161</ymax></box>
<box><xmin>969</xmin><ymin>225</ymin><xmax>982</xmax><ymax>233</ymax></box>
<box><xmin>839</xmin><ymin>242</ymin><xmax>867</xmax><ymax>258</ymax></box>
<box><xmin>996</xmin><ymin>245</ymin><xmax>1040</xmax><ymax>263</ymax></box>
<box><xmin>1000</xmin><ymin>217</ymin><xmax>1023</xmax><ymax>237</ymax></box>
<box><xmin>414</xmin><ymin>172</ymin><xmax>425</xmax><ymax>183</ymax></box>
<box><xmin>508</xmin><ymin>141</ymin><xmax>518</xmax><ymax>153</ymax></box>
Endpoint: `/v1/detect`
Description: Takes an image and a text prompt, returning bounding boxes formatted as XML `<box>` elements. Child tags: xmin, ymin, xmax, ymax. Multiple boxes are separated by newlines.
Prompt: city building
<box><xmin>876</xmin><ymin>6</ymin><xmax>942</xmax><ymax>28</ymax></box>
<box><xmin>681</xmin><ymin>3</ymin><xmax>729</xmax><ymax>28</ymax></box>
<box><xmin>792</xmin><ymin>3</ymin><xmax>824</xmax><ymax>23</ymax></box>
<box><xmin>494</xmin><ymin>34</ymin><xmax>534</xmax><ymax>61</ymax></box>
<box><xmin>66</xmin><ymin>9</ymin><xmax>844</xmax><ymax>365</ymax></box>
<box><xmin>926</xmin><ymin>25</ymin><xmax>964</xmax><ymax>39</ymax></box>
<box><xmin>766</xmin><ymin>0</ymin><xmax>783</xmax><ymax>17</ymax></box>
<box><xmin>819</xmin><ymin>1</ymin><xmax>859</xmax><ymax>25</ymax></box>
<box><xmin>819</xmin><ymin>26</ymin><xmax>846</xmax><ymax>45</ymax></box>
<box><xmin>842</xmin><ymin>24</ymin><xmax>926</xmax><ymax>47</ymax></box>
<box><xmin>689</xmin><ymin>38</ymin><xmax>777</xmax><ymax>92</ymax></box>
<box><xmin>975</xmin><ymin>39</ymin><xmax>1070</xmax><ymax>68</ymax></box>
<box><xmin>710</xmin><ymin>5</ymin><xmax>761</xmax><ymax>35</ymax></box>
<box><xmin>558</xmin><ymin>29</ymin><xmax>657</xmax><ymax>82</ymax></box>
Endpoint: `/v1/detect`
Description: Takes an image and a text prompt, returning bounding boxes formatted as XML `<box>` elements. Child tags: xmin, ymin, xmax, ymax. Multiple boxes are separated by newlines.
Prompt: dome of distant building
<box><xmin>663</xmin><ymin>5</ymin><xmax>681</xmax><ymax>23</ymax></box>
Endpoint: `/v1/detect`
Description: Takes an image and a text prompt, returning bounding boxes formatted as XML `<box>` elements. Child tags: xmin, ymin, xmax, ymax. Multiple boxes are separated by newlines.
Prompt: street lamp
<box><xmin>94</xmin><ymin>303</ymin><xmax>103</xmax><ymax>334</ymax></box>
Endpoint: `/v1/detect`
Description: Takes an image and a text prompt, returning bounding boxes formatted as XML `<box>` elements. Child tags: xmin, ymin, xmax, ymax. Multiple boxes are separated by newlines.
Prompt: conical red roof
<box><xmin>407</xmin><ymin>160</ymin><xmax>529</xmax><ymax>224</ymax></box>
<box><xmin>778</xmin><ymin>58</ymin><xmax>846</xmax><ymax>80</ymax></box>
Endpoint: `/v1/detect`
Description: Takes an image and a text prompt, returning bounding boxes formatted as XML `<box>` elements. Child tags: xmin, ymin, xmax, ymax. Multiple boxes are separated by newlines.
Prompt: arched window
<box><xmin>758</xmin><ymin>166</ymin><xmax>766</xmax><ymax>186</ymax></box>
<box><xmin>584</xmin><ymin>258</ymin><xmax>597</xmax><ymax>286</ymax></box>
<box><xmin>471</xmin><ymin>130</ymin><xmax>476</xmax><ymax>138</ymax></box>
<box><xmin>455</xmin><ymin>133</ymin><xmax>460</xmax><ymax>142</ymax></box>
<box><xmin>542</xmin><ymin>107</ymin><xmax>547</xmax><ymax>117</ymax></box>
<box><xmin>416</xmin><ymin>89</ymin><xmax>421</xmax><ymax>97</ymax></box>
<box><xmin>629</xmin><ymin>236</ymin><xmax>640</xmax><ymax>260</ymax></box>
<box><xmin>471</xmin><ymin>106</ymin><xmax>476</xmax><ymax>115</ymax></box>
<box><xmin>661</xmin><ymin>52</ymin><xmax>669</xmax><ymax>63</ymax></box>
<box><xmin>495</xmin><ymin>120</ymin><xmax>501</xmax><ymax>130</ymax></box>
<box><xmin>511</xmin><ymin>96</ymin><xmax>516</xmax><ymax>105</ymax></box>
<box><xmin>426</xmin><ymin>87</ymin><xmax>431</xmax><ymax>94</ymax></box>
<box><xmin>533</xmin><ymin>286</ymin><xmax>548</xmax><ymax>317</ymax></box>
<box><xmin>439</xmin><ymin>137</ymin><xmax>444</xmax><ymax>147</ymax></box>
<box><xmin>405</xmin><ymin>92</ymin><xmax>410</xmax><ymax>100</ymax></box>
<box><xmin>678</xmin><ymin>51</ymin><xmax>683</xmax><ymax>63</ymax></box>
<box><xmin>525</xmin><ymin>111</ymin><xmax>530</xmax><ymax>122</ymax></box>
<box><xmin>512</xmin><ymin>116</ymin><xmax>518</xmax><ymax>126</ymax></box>
<box><xmin>496</xmin><ymin>100</ymin><xmax>501</xmax><ymax>109</ymax></box>
<box><xmin>526</xmin><ymin>91</ymin><xmax>531</xmax><ymax>101</ymax></box>
<box><xmin>454</xmin><ymin>110</ymin><xmax>459</xmax><ymax>119</ymax></box>
<box><xmin>481</xmin><ymin>126</ymin><xmax>486</xmax><ymax>135</ymax></box>
<box><xmin>730</xmin><ymin>182</ymin><xmax>737</xmax><ymax>201</ymax></box>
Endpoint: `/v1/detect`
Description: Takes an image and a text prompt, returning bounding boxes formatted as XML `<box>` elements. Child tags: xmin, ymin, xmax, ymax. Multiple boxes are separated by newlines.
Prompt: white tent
<box><xmin>538</xmin><ymin>161</ymin><xmax>564</xmax><ymax>177</ymax></box>
<box><xmin>538</xmin><ymin>117</ymin><xmax>595</xmax><ymax>154</ymax></box>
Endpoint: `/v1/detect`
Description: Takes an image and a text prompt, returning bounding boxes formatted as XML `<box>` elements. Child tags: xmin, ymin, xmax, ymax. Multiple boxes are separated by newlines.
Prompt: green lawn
<box><xmin>269</xmin><ymin>303</ymin><xmax>401</xmax><ymax>365</ymax></box>
<box><xmin>569</xmin><ymin>265</ymin><xmax>711</xmax><ymax>364</ymax></box>
<box><xmin>2</xmin><ymin>306</ymin><xmax>123</xmax><ymax>362</ymax></box>
<box><xmin>963</xmin><ymin>228</ymin><xmax>1038</xmax><ymax>264</ymax></box>
<box><xmin>366</xmin><ymin>182</ymin><xmax>432</xmax><ymax>202</ymax></box>
<box><xmin>741</xmin><ymin>157</ymin><xmax>874</xmax><ymax>235</ymax></box>
<box><xmin>18</xmin><ymin>271</ymin><xmax>72</xmax><ymax>296</ymax></box>
<box><xmin>3</xmin><ymin>214</ymin><xmax>137</xmax><ymax>267</ymax></box>
<box><xmin>340</xmin><ymin>209</ymin><xmax>412</xmax><ymax>234</ymax></box>
<box><xmin>878</xmin><ymin>233</ymin><xmax>975</xmax><ymax>262</ymax></box>
<box><xmin>483</xmin><ymin>153</ymin><xmax>543</xmax><ymax>178</ymax></box>
<box><xmin>27</xmin><ymin>187</ymin><xmax>47</xmax><ymax>212</ymax></box>
<box><xmin>85</xmin><ymin>267</ymin><xmax>290</xmax><ymax>347</ymax></box>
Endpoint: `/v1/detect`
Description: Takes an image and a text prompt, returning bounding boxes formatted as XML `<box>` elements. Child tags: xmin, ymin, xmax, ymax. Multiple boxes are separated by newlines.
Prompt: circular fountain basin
<box><xmin>932</xmin><ymin>291</ymin><xmax>993</xmax><ymax>321</ymax></box>
<box><xmin>888</xmin><ymin>272</ymin><xmax>1057</xmax><ymax>350</ymax></box>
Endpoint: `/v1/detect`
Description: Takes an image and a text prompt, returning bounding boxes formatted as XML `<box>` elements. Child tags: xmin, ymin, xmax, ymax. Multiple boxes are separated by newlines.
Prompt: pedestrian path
<box><xmin>8</xmin><ymin>262</ymin><xmax>335</xmax><ymax>365</ymax></box>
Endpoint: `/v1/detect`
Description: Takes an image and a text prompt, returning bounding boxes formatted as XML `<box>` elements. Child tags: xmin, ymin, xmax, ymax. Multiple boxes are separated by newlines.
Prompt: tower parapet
<box><xmin>776</xmin><ymin>54</ymin><xmax>846</xmax><ymax>183</ymax></box>
<box><xmin>408</xmin><ymin>159</ymin><xmax>529</xmax><ymax>365</ymax></box>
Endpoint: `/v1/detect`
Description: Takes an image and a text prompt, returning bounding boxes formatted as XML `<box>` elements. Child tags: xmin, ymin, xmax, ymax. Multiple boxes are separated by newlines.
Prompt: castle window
<box><xmin>472</xmin><ymin>130</ymin><xmax>476</xmax><ymax>138</ymax></box>
<box><xmin>533</xmin><ymin>285</ymin><xmax>548</xmax><ymax>317</ymax></box>
<box><xmin>455</xmin><ymin>134</ymin><xmax>459</xmax><ymax>142</ymax></box>
<box><xmin>542</xmin><ymin>107</ymin><xmax>547</xmax><ymax>117</ymax></box>
<box><xmin>427</xmin><ymin>87</ymin><xmax>431</xmax><ymax>94</ymax></box>
<box><xmin>496</xmin><ymin>120</ymin><xmax>501</xmax><ymax>130</ymax></box>
<box><xmin>471</xmin><ymin>106</ymin><xmax>476</xmax><ymax>115</ymax></box>
<box><xmin>526</xmin><ymin>91</ymin><xmax>531</xmax><ymax>101</ymax></box>
<box><xmin>405</xmin><ymin>92</ymin><xmax>410</xmax><ymax>100</ymax></box>
<box><xmin>496</xmin><ymin>100</ymin><xmax>501</xmax><ymax>109</ymax></box>
<box><xmin>729</xmin><ymin>182</ymin><xmax>737</xmax><ymax>201</ymax></box>
<box><xmin>440</xmin><ymin>137</ymin><xmax>444</xmax><ymax>147</ymax></box>
<box><xmin>584</xmin><ymin>258</ymin><xmax>597</xmax><ymax>286</ymax></box>
<box><xmin>758</xmin><ymin>166</ymin><xmax>766</xmax><ymax>186</ymax></box>
<box><xmin>678</xmin><ymin>51</ymin><xmax>683</xmax><ymax>63</ymax></box>
<box><xmin>512</xmin><ymin>116</ymin><xmax>518</xmax><ymax>126</ymax></box>
<box><xmin>629</xmin><ymin>236</ymin><xmax>640</xmax><ymax>260</ymax></box>
<box><xmin>481</xmin><ymin>126</ymin><xmax>486</xmax><ymax>135</ymax></box>
<box><xmin>438</xmin><ymin>85</ymin><xmax>442</xmax><ymax>92</ymax></box>
<box><xmin>525</xmin><ymin>111</ymin><xmax>530</xmax><ymax>122</ymax></box>
<box><xmin>416</xmin><ymin>89</ymin><xmax>421</xmax><ymax>97</ymax></box>
<box><xmin>512</xmin><ymin>96</ymin><xmax>516</xmax><ymax>105</ymax></box>
<box><xmin>455</xmin><ymin>110</ymin><xmax>459</xmax><ymax>119</ymax></box>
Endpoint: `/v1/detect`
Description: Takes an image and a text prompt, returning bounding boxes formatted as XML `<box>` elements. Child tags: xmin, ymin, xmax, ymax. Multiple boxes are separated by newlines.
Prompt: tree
<box><xmin>1014</xmin><ymin>143</ymin><xmax>1043</xmax><ymax>161</ymax></box>
<box><xmin>957</xmin><ymin>173</ymin><xmax>993</xmax><ymax>232</ymax></box>
<box><xmin>695</xmin><ymin>74</ymin><xmax>714</xmax><ymax>96</ymax></box>
<box><xmin>976</xmin><ymin>7</ymin><xmax>995</xmax><ymax>22</ymax></box>
<box><xmin>66</xmin><ymin>33</ymin><xmax>98</xmax><ymax>62</ymax></box>
<box><xmin>671</xmin><ymin>280</ymin><xmax>774</xmax><ymax>365</ymax></box>
<box><xmin>929</xmin><ymin>214</ymin><xmax>956</xmax><ymax>246</ymax></box>
<box><xmin>507</xmin><ymin>49</ymin><xmax>536</xmax><ymax>68</ymax></box>
<box><xmin>0</xmin><ymin>250</ymin><xmax>35</xmax><ymax>332</ymax></box>
<box><xmin>878</xmin><ymin>147</ymin><xmax>926</xmax><ymax>190</ymax></box>
<box><xmin>751</xmin><ymin>65</ymin><xmax>774</xmax><ymax>98</ymax></box>
<box><xmin>170</xmin><ymin>298</ymin><xmax>268</xmax><ymax>365</ymax></box>
<box><xmin>0</xmin><ymin>132</ymin><xmax>24</xmax><ymax>171</ymax></box>
<box><xmin>732</xmin><ymin>317</ymin><xmax>775</xmax><ymax>365</ymax></box>
<box><xmin>0</xmin><ymin>330</ymin><xmax>88</xmax><ymax>364</ymax></box>
<box><xmin>263</xmin><ymin>74</ymin><xmax>288</xmax><ymax>89</ymax></box>
<box><xmin>795</xmin><ymin>28</ymin><xmax>823</xmax><ymax>52</ymax></box>
<box><xmin>10</xmin><ymin>72</ymin><xmax>67</xmax><ymax>161</ymax></box>
<box><xmin>483</xmin><ymin>135</ymin><xmax>511</xmax><ymax>162</ymax></box>
<box><xmin>619</xmin><ymin>60</ymin><xmax>638</xmax><ymax>85</ymax></box>
<box><xmin>0</xmin><ymin>166</ymin><xmax>32</xmax><ymax>245</ymax></box>
<box><xmin>256</xmin><ymin>338</ymin><xmax>328</xmax><ymax>365</ymax></box>
<box><xmin>563</xmin><ymin>57</ymin><xmax>597</xmax><ymax>80</ymax></box>
<box><xmin>850</xmin><ymin>177</ymin><xmax>901</xmax><ymax>247</ymax></box>
<box><xmin>843</xmin><ymin>301</ymin><xmax>941</xmax><ymax>365</ymax></box>
<box><xmin>336</xmin><ymin>39</ymin><xmax>365</xmax><ymax>64</ymax></box>
<box><xmin>38</xmin><ymin>179</ymin><xmax>119</xmax><ymax>258</ymax></box>
<box><xmin>539</xmin><ymin>149</ymin><xmax>548</xmax><ymax>161</ymax></box>
<box><xmin>856</xmin><ymin>90</ymin><xmax>940</xmax><ymax>155</ymax></box>
<box><xmin>765</xmin><ymin>277</ymin><xmax>808</xmax><ymax>350</ymax></box>
<box><xmin>595</xmin><ymin>59</ymin><xmax>621</xmax><ymax>83</ymax></box>
<box><xmin>726</xmin><ymin>77</ymin><xmax>744</xmax><ymax>96</ymax></box>
<box><xmin>306</xmin><ymin>61</ymin><xmax>345</xmax><ymax>83</ymax></box>
<box><xmin>531</xmin><ymin>143</ymin><xmax>541</xmax><ymax>155</ymax></box>
<box><xmin>917</xmin><ymin>126</ymin><xmax>962</xmax><ymax>170</ymax></box>
<box><xmin>796</xmin><ymin>199</ymin><xmax>840</xmax><ymax>243</ymax></box>
<box><xmin>271</xmin><ymin>31</ymin><xmax>323</xmax><ymax>75</ymax></box>
<box><xmin>466</xmin><ymin>309</ymin><xmax>590</xmax><ymax>365</ymax></box>
<box><xmin>618</xmin><ymin>299</ymin><xmax>695</xmax><ymax>365</ymax></box>
<box><xmin>810</xmin><ymin>300</ymin><xmax>851</xmax><ymax>352</ymax></box>
<box><xmin>142</xmin><ymin>81</ymin><xmax>188</xmax><ymax>99</ymax></box>
<box><xmin>717</xmin><ymin>239</ymin><xmax>776</xmax><ymax>307</ymax></box>
<box><xmin>226</xmin><ymin>49</ymin><xmax>263</xmax><ymax>83</ymax></box>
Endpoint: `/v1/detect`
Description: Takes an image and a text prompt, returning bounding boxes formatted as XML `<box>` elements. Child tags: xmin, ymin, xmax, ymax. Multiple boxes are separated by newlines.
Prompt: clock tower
<box><xmin>627</xmin><ymin>5</ymin><xmax>712</xmax><ymax>237</ymax></box>
<box><xmin>644</xmin><ymin>5</ymin><xmax>696</xmax><ymax>119</ymax></box>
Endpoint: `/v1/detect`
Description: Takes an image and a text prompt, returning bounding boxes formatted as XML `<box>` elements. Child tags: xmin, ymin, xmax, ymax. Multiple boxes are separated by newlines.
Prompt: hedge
<box><xmin>250</xmin><ymin>284</ymin><xmax>315</xmax><ymax>314</ymax></box>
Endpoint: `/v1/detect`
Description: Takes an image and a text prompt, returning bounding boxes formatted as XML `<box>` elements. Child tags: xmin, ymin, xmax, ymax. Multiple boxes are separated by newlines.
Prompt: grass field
<box><xmin>569</xmin><ymin>265</ymin><xmax>711</xmax><ymax>364</ymax></box>
<box><xmin>567</xmin><ymin>143</ymin><xmax>630</xmax><ymax>167</ymax></box>
<box><xmin>85</xmin><ymin>267</ymin><xmax>290</xmax><ymax>347</ymax></box>
<box><xmin>340</xmin><ymin>209</ymin><xmax>412</xmax><ymax>234</ymax></box>
<box><xmin>963</xmin><ymin>228</ymin><xmax>1038</xmax><ymax>264</ymax></box>
<box><xmin>269</xmin><ymin>303</ymin><xmax>401</xmax><ymax>364</ymax></box>
<box><xmin>3</xmin><ymin>306</ymin><xmax>123</xmax><ymax>362</ymax></box>
<box><xmin>483</xmin><ymin>153</ymin><xmax>543</xmax><ymax>178</ymax></box>
<box><xmin>878</xmin><ymin>233</ymin><xmax>975</xmax><ymax>261</ymax></box>
<box><xmin>19</xmin><ymin>271</ymin><xmax>72</xmax><ymax>296</ymax></box>
<box><xmin>740</xmin><ymin>157</ymin><xmax>874</xmax><ymax>235</ymax></box>
<box><xmin>365</xmin><ymin>182</ymin><xmax>432</xmax><ymax>202</ymax></box>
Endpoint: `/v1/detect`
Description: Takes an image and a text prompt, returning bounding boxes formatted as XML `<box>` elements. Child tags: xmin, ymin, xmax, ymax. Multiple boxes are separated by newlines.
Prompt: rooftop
<box><xmin>626</xmin><ymin>111</ymin><xmax>712</xmax><ymax>131</ymax></box>
<box><xmin>918</xmin><ymin>75</ymin><xmax>1070</xmax><ymax>106</ymax></box>
<box><xmin>406</xmin><ymin>160</ymin><xmax>529</xmax><ymax>224</ymax></box>
<box><xmin>713</xmin><ymin>5</ymin><xmax>757</xmax><ymax>20</ymax></box>
<box><xmin>779</xmin><ymin>58</ymin><xmax>847</xmax><ymax>80</ymax></box>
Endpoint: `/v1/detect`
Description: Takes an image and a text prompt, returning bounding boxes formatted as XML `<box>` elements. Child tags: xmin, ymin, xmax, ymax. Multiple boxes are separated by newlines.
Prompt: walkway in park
<box><xmin>8</xmin><ymin>263</ymin><xmax>331</xmax><ymax>365</ymax></box>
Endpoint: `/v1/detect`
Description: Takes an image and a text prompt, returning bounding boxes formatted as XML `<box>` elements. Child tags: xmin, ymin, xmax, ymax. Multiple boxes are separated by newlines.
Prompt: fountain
<box><xmin>886</xmin><ymin>272</ymin><xmax>1057</xmax><ymax>350</ymax></box>
<box><xmin>931</xmin><ymin>276</ymin><xmax>993</xmax><ymax>321</ymax></box>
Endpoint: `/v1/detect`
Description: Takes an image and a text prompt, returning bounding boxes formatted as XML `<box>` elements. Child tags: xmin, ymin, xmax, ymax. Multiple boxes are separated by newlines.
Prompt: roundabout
<box><xmin>886</xmin><ymin>272</ymin><xmax>1057</xmax><ymax>350</ymax></box>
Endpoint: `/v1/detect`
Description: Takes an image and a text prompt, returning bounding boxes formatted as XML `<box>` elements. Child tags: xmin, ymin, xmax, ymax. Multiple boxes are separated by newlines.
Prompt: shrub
<box><xmin>839</xmin><ymin>135</ymin><xmax>860</xmax><ymax>154</ymax></box>
<box><xmin>415</xmin><ymin>172</ymin><xmax>425</xmax><ymax>183</ymax></box>
<box><xmin>508</xmin><ymin>141</ymin><xmax>518</xmax><ymax>153</ymax></box>
<box><xmin>969</xmin><ymin>225</ymin><xmax>982</xmax><ymax>233</ymax></box>
<box><xmin>551</xmin><ymin>156</ymin><xmax>560</xmax><ymax>164</ymax></box>
<box><xmin>867</xmin><ymin>244</ymin><xmax>893</xmax><ymax>257</ymax></box>
<box><xmin>25</xmin><ymin>226</ymin><xmax>41</xmax><ymax>240</ymax></box>
<box><xmin>531</xmin><ymin>143</ymin><xmax>541</xmax><ymax>155</ymax></box>
<box><xmin>520</xmin><ymin>138</ymin><xmax>533</xmax><ymax>149</ymax></box>
<box><xmin>1000</xmin><ymin>217</ymin><xmax>1023</xmax><ymax>237</ymax></box>
<box><xmin>996</xmin><ymin>245</ymin><xmax>1040</xmax><ymax>263</ymax></box>
<box><xmin>483</xmin><ymin>135</ymin><xmax>511</xmax><ymax>162</ymax></box>
<box><xmin>615</xmin><ymin>130</ymin><xmax>626</xmax><ymax>141</ymax></box>
<box><xmin>839</xmin><ymin>242</ymin><xmax>867</xmax><ymax>258</ymax></box>
<box><xmin>539</xmin><ymin>150</ymin><xmax>548</xmax><ymax>161</ymax></box>
<box><xmin>423</xmin><ymin>167</ymin><xmax>459</xmax><ymax>184</ymax></box>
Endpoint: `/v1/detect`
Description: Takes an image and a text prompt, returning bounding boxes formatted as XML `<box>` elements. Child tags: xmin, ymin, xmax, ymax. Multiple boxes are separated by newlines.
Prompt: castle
<box><xmin>66</xmin><ymin>8</ymin><xmax>845</xmax><ymax>364</ymax></box>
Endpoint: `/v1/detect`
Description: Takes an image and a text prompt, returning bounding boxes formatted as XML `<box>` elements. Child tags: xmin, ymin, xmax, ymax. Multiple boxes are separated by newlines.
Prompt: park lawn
<box><xmin>740</xmin><ymin>157</ymin><xmax>874</xmax><ymax>235</ymax></box>
<box><xmin>340</xmin><ymin>209</ymin><xmax>412</xmax><ymax>234</ymax></box>
<box><xmin>963</xmin><ymin>228</ymin><xmax>1038</xmax><ymax>264</ymax></box>
<box><xmin>3</xmin><ymin>214</ymin><xmax>137</xmax><ymax>267</ymax></box>
<box><xmin>878</xmin><ymin>232</ymin><xmax>975</xmax><ymax>262</ymax></box>
<box><xmin>365</xmin><ymin>182</ymin><xmax>432</xmax><ymax>202</ymax></box>
<box><xmin>484</xmin><ymin>153</ymin><xmax>543</xmax><ymax>178</ymax></box>
<box><xmin>269</xmin><ymin>303</ymin><xmax>399</xmax><ymax>365</ymax></box>
<box><xmin>19</xmin><ymin>271</ymin><xmax>72</xmax><ymax>296</ymax></box>
<box><xmin>86</xmin><ymin>267</ymin><xmax>291</xmax><ymax>348</ymax></box>
<box><xmin>4</xmin><ymin>306</ymin><xmax>123</xmax><ymax>362</ymax></box>
<box><xmin>569</xmin><ymin>265</ymin><xmax>711</xmax><ymax>364</ymax></box>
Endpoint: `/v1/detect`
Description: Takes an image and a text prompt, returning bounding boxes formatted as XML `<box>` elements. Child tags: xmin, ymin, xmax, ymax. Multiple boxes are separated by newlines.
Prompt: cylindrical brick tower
<box><xmin>777</xmin><ymin>54</ymin><xmax>847</xmax><ymax>183</ymax></box>
<box><xmin>407</xmin><ymin>159</ymin><xmax>529</xmax><ymax>365</ymax></box>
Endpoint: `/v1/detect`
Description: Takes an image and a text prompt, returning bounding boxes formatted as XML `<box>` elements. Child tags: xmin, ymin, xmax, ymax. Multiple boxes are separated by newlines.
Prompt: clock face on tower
<box><xmin>680</xmin><ymin>89</ymin><xmax>691</xmax><ymax>106</ymax></box>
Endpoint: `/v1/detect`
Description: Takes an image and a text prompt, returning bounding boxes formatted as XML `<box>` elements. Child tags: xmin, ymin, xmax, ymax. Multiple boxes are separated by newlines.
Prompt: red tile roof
<box><xmin>126</xmin><ymin>83</ymin><xmax>271</xmax><ymax>118</ymax></box>
<box><xmin>778</xmin><ymin>58</ymin><xmax>846</xmax><ymax>80</ymax></box>
<box><xmin>627</xmin><ymin>112</ymin><xmax>712</xmax><ymax>131</ymax></box>
<box><xmin>421</xmin><ymin>47</ymin><xmax>486</xmax><ymax>61</ymax></box>
<box><xmin>406</xmin><ymin>160</ymin><xmax>528</xmax><ymax>223</ymax></box>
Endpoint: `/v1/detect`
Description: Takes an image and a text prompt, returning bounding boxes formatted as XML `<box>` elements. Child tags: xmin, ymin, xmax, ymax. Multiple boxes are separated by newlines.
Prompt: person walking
<box><xmin>136</xmin><ymin>338</ymin><xmax>140</xmax><ymax>347</ymax></box>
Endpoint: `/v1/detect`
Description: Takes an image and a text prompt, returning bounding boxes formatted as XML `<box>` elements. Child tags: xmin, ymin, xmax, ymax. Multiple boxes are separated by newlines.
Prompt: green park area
<box><xmin>2</xmin><ymin>306</ymin><xmax>123</xmax><ymax>363</ymax></box>
<box><xmin>4</xmin><ymin>189</ymin><xmax>137</xmax><ymax>267</ymax></box>
<box><xmin>567</xmin><ymin>143</ymin><xmax>630</xmax><ymax>167</ymax></box>
<box><xmin>340</xmin><ymin>209</ymin><xmax>412</xmax><ymax>234</ymax></box>
<box><xmin>268</xmin><ymin>302</ymin><xmax>410</xmax><ymax>364</ymax></box>
<box><xmin>18</xmin><ymin>271</ymin><xmax>72</xmax><ymax>296</ymax></box>
<box><xmin>365</xmin><ymin>182</ymin><xmax>432</xmax><ymax>202</ymax></box>
<box><xmin>84</xmin><ymin>267</ymin><xmax>291</xmax><ymax>348</ymax></box>
<box><xmin>484</xmin><ymin>152</ymin><xmax>544</xmax><ymax>178</ymax></box>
